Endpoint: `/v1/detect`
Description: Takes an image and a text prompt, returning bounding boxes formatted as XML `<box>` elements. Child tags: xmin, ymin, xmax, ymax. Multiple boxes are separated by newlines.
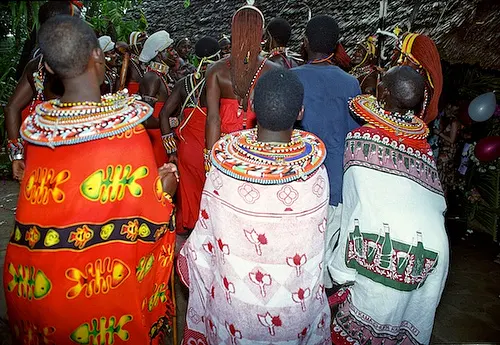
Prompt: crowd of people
<box><xmin>3</xmin><ymin>1</ymin><xmax>449</xmax><ymax>344</ymax></box>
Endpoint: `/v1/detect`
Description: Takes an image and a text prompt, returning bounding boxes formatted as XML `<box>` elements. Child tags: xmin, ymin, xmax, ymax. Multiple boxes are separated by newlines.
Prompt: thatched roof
<box><xmin>142</xmin><ymin>0</ymin><xmax>500</xmax><ymax>70</ymax></box>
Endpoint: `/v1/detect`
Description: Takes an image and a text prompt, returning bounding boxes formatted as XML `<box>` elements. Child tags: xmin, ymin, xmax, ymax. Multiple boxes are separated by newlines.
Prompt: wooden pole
<box><xmin>119</xmin><ymin>52</ymin><xmax>130</xmax><ymax>91</ymax></box>
<box><xmin>376</xmin><ymin>0</ymin><xmax>388</xmax><ymax>68</ymax></box>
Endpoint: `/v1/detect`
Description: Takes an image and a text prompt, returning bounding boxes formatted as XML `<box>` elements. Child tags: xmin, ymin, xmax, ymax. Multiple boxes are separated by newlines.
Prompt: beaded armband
<box><xmin>162</xmin><ymin>133</ymin><xmax>177</xmax><ymax>154</ymax></box>
<box><xmin>7</xmin><ymin>138</ymin><xmax>25</xmax><ymax>162</ymax></box>
<box><xmin>142</xmin><ymin>95</ymin><xmax>158</xmax><ymax>104</ymax></box>
<box><xmin>169</xmin><ymin>117</ymin><xmax>179</xmax><ymax>128</ymax></box>
<box><xmin>203</xmin><ymin>148</ymin><xmax>212</xmax><ymax>173</ymax></box>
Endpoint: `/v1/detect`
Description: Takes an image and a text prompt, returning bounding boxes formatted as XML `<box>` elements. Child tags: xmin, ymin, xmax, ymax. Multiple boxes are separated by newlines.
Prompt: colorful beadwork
<box><xmin>6</xmin><ymin>138</ymin><xmax>25</xmax><ymax>161</ymax></box>
<box><xmin>211</xmin><ymin>129</ymin><xmax>326</xmax><ymax>185</ymax></box>
<box><xmin>349</xmin><ymin>94</ymin><xmax>429</xmax><ymax>140</ymax></box>
<box><xmin>147</xmin><ymin>62</ymin><xmax>173</xmax><ymax>96</ymax></box>
<box><xmin>21</xmin><ymin>90</ymin><xmax>152</xmax><ymax>147</ymax></box>
<box><xmin>203</xmin><ymin>148</ymin><xmax>212</xmax><ymax>173</ymax></box>
<box><xmin>350</xmin><ymin>64</ymin><xmax>376</xmax><ymax>79</ymax></box>
<box><xmin>161</xmin><ymin>133</ymin><xmax>177</xmax><ymax>154</ymax></box>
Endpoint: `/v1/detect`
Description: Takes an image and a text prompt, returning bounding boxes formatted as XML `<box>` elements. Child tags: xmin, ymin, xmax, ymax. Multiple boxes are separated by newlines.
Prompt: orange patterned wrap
<box><xmin>4</xmin><ymin>124</ymin><xmax>176</xmax><ymax>344</ymax></box>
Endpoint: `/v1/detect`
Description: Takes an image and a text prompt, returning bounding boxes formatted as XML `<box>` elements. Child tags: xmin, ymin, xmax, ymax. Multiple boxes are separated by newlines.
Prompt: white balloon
<box><xmin>468</xmin><ymin>92</ymin><xmax>497</xmax><ymax>122</ymax></box>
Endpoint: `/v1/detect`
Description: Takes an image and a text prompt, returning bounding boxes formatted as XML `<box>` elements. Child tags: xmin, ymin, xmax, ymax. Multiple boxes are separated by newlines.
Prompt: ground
<box><xmin>0</xmin><ymin>180</ymin><xmax>499</xmax><ymax>344</ymax></box>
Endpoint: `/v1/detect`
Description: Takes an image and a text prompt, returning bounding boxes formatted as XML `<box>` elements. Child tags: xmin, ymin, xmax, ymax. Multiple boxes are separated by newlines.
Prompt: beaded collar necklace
<box><xmin>349</xmin><ymin>94</ymin><xmax>429</xmax><ymax>140</ymax></box>
<box><xmin>148</xmin><ymin>61</ymin><xmax>169</xmax><ymax>74</ymax></box>
<box><xmin>211</xmin><ymin>128</ymin><xmax>326</xmax><ymax>185</ymax></box>
<box><xmin>20</xmin><ymin>90</ymin><xmax>152</xmax><ymax>148</ymax></box>
<box><xmin>147</xmin><ymin>62</ymin><xmax>173</xmax><ymax>95</ymax></box>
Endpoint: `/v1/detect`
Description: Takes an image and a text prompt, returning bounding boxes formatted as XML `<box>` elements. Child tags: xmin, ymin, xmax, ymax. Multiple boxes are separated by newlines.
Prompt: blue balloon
<box><xmin>468</xmin><ymin>92</ymin><xmax>497</xmax><ymax>122</ymax></box>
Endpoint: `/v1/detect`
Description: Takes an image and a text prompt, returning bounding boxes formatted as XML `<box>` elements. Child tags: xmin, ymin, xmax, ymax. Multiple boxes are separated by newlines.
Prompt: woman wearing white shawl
<box><xmin>329</xmin><ymin>66</ymin><xmax>449</xmax><ymax>345</ymax></box>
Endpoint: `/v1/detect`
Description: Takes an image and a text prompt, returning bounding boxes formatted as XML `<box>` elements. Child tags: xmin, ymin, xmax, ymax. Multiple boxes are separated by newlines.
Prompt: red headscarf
<box><xmin>70</xmin><ymin>0</ymin><xmax>84</xmax><ymax>9</ymax></box>
<box><xmin>399</xmin><ymin>33</ymin><xmax>443</xmax><ymax>123</ymax></box>
<box><xmin>333</xmin><ymin>43</ymin><xmax>351</xmax><ymax>71</ymax></box>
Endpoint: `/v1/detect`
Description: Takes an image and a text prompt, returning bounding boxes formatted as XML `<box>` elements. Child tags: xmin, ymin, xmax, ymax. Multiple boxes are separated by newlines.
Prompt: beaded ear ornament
<box><xmin>21</xmin><ymin>90</ymin><xmax>153</xmax><ymax>148</ymax></box>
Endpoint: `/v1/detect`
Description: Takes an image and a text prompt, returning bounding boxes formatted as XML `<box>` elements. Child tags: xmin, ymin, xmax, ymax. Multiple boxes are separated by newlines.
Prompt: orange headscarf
<box><xmin>399</xmin><ymin>33</ymin><xmax>443</xmax><ymax>123</ymax></box>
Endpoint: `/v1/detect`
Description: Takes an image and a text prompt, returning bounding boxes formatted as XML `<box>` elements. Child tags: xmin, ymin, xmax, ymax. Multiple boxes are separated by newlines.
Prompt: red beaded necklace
<box><xmin>349</xmin><ymin>94</ymin><xmax>430</xmax><ymax>150</ymax></box>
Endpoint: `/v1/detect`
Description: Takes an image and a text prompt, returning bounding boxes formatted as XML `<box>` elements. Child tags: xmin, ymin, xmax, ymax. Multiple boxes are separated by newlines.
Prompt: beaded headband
<box><xmin>233</xmin><ymin>5</ymin><xmax>265</xmax><ymax>28</ymax></box>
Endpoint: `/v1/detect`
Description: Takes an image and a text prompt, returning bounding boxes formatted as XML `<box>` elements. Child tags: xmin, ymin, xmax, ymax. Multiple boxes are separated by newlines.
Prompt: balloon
<box><xmin>468</xmin><ymin>92</ymin><xmax>497</xmax><ymax>122</ymax></box>
<box><xmin>474</xmin><ymin>136</ymin><xmax>500</xmax><ymax>162</ymax></box>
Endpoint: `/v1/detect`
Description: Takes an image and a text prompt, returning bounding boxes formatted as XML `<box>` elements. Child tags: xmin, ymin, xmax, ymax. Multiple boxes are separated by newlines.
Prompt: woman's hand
<box><xmin>159</xmin><ymin>163</ymin><xmax>179</xmax><ymax>197</ymax></box>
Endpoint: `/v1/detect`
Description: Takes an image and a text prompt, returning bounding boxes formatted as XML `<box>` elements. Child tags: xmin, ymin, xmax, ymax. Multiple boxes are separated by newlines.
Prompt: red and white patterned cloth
<box><xmin>178</xmin><ymin>132</ymin><xmax>331</xmax><ymax>344</ymax></box>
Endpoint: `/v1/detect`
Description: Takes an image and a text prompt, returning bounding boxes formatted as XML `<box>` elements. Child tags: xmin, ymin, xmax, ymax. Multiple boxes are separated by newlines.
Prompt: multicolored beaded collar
<box><xmin>21</xmin><ymin>90</ymin><xmax>152</xmax><ymax>148</ymax></box>
<box><xmin>211</xmin><ymin>129</ymin><xmax>326</xmax><ymax>185</ymax></box>
<box><xmin>349</xmin><ymin>94</ymin><xmax>429</xmax><ymax>141</ymax></box>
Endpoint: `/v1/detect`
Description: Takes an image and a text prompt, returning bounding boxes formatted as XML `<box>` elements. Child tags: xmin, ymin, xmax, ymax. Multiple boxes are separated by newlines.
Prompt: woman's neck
<box><xmin>60</xmin><ymin>74</ymin><xmax>101</xmax><ymax>104</ymax></box>
<box><xmin>256</xmin><ymin>126</ymin><xmax>292</xmax><ymax>143</ymax></box>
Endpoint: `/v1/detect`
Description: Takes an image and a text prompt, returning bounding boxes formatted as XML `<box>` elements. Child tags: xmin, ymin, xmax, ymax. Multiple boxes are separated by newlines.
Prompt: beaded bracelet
<box><xmin>203</xmin><ymin>148</ymin><xmax>212</xmax><ymax>173</ymax></box>
<box><xmin>161</xmin><ymin>133</ymin><xmax>177</xmax><ymax>154</ymax></box>
<box><xmin>142</xmin><ymin>95</ymin><xmax>158</xmax><ymax>104</ymax></box>
<box><xmin>169</xmin><ymin>117</ymin><xmax>179</xmax><ymax>128</ymax></box>
<box><xmin>7</xmin><ymin>138</ymin><xmax>25</xmax><ymax>162</ymax></box>
<box><xmin>162</xmin><ymin>192</ymin><xmax>173</xmax><ymax>204</ymax></box>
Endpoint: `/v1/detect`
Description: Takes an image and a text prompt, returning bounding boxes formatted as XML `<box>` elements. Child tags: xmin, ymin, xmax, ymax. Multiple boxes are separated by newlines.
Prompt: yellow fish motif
<box><xmin>7</xmin><ymin>263</ymin><xmax>51</xmax><ymax>300</ymax></box>
<box><xmin>24</xmin><ymin>168</ymin><xmax>70</xmax><ymax>205</ymax></box>
<box><xmin>138</xmin><ymin>223</ymin><xmax>151</xmax><ymax>238</ymax></box>
<box><xmin>80</xmin><ymin>165</ymin><xmax>148</xmax><ymax>204</ymax></box>
<box><xmin>70</xmin><ymin>314</ymin><xmax>133</xmax><ymax>344</ymax></box>
<box><xmin>68</xmin><ymin>225</ymin><xmax>94</xmax><ymax>249</ymax></box>
<box><xmin>148</xmin><ymin>283</ymin><xmax>168</xmax><ymax>311</ymax></box>
<box><xmin>65</xmin><ymin>257</ymin><xmax>131</xmax><ymax>299</ymax></box>
<box><xmin>136</xmin><ymin>254</ymin><xmax>154</xmax><ymax>282</ymax></box>
<box><xmin>158</xmin><ymin>244</ymin><xmax>174</xmax><ymax>268</ymax></box>
<box><xmin>44</xmin><ymin>229</ymin><xmax>60</xmax><ymax>247</ymax></box>
<box><xmin>100</xmin><ymin>224</ymin><xmax>115</xmax><ymax>240</ymax></box>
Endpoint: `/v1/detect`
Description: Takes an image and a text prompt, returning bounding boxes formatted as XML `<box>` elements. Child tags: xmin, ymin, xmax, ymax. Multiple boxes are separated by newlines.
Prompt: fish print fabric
<box><xmin>4</xmin><ymin>124</ymin><xmax>176</xmax><ymax>345</ymax></box>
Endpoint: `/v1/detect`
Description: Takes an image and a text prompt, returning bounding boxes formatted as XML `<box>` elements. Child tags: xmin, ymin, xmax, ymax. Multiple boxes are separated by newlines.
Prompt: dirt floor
<box><xmin>0</xmin><ymin>179</ymin><xmax>499</xmax><ymax>344</ymax></box>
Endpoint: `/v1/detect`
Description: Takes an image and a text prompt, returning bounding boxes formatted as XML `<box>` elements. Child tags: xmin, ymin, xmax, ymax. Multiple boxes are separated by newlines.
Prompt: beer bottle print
<box><xmin>380</xmin><ymin>223</ymin><xmax>393</xmax><ymax>269</ymax></box>
<box><xmin>353</xmin><ymin>219</ymin><xmax>364</xmax><ymax>257</ymax></box>
<box><xmin>412</xmin><ymin>231</ymin><xmax>425</xmax><ymax>276</ymax></box>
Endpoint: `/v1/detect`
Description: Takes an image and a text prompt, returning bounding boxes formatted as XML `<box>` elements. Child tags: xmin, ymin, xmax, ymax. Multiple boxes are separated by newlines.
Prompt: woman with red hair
<box><xmin>397</xmin><ymin>33</ymin><xmax>443</xmax><ymax>124</ymax></box>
